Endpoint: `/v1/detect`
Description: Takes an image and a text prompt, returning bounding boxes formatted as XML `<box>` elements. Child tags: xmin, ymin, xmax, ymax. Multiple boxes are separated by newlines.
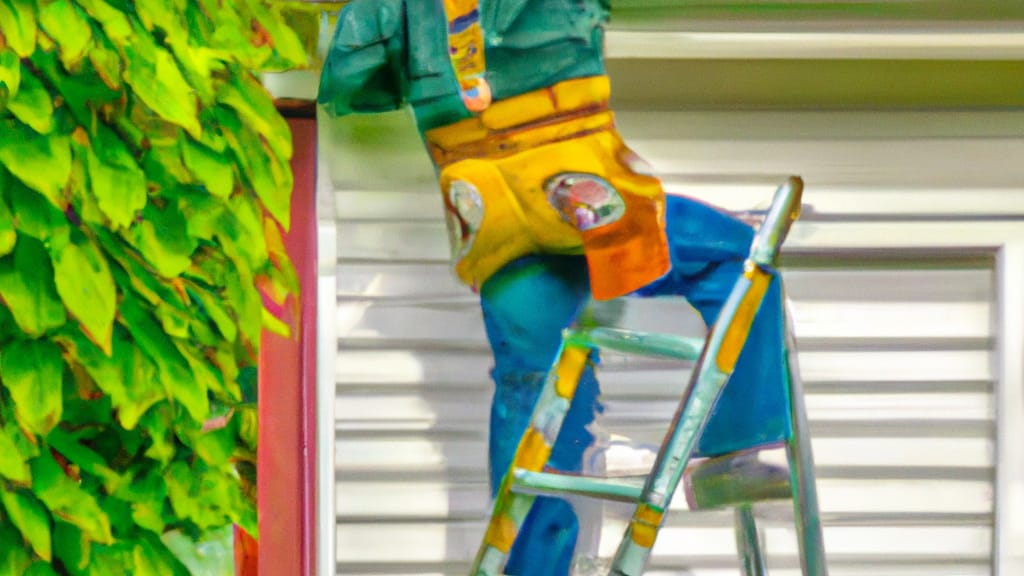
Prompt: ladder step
<box><xmin>565</xmin><ymin>327</ymin><xmax>704</xmax><ymax>361</ymax></box>
<box><xmin>511</xmin><ymin>469</ymin><xmax>645</xmax><ymax>503</ymax></box>
<box><xmin>687</xmin><ymin>450</ymin><xmax>793</xmax><ymax>510</ymax></box>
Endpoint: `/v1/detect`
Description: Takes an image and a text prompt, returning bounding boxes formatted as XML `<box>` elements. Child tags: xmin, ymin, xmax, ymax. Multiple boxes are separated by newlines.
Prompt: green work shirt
<box><xmin>317</xmin><ymin>0</ymin><xmax>611</xmax><ymax>133</ymax></box>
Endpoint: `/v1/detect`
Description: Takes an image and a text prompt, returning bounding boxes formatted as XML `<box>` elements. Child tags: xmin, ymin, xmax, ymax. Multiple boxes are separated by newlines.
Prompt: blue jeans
<box><xmin>479</xmin><ymin>194</ymin><xmax>790</xmax><ymax>575</ymax></box>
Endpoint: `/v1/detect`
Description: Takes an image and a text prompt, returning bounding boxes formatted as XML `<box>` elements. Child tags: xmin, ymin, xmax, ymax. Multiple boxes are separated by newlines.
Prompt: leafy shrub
<box><xmin>0</xmin><ymin>0</ymin><xmax>307</xmax><ymax>573</ymax></box>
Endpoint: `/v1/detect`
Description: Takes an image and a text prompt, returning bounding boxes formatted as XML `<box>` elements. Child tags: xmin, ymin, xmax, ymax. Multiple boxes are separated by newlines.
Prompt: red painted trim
<box><xmin>234</xmin><ymin>526</ymin><xmax>258</xmax><ymax>575</ymax></box>
<box><xmin>243</xmin><ymin>114</ymin><xmax>319</xmax><ymax>576</ymax></box>
<box><xmin>295</xmin><ymin>115</ymin><xmax>320</xmax><ymax>576</ymax></box>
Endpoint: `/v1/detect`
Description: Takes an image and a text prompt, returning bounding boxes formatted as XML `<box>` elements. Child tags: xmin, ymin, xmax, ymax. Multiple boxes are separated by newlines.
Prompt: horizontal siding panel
<box><xmin>337</xmin><ymin>437</ymin><xmax>993</xmax><ymax>474</ymax></box>
<box><xmin>338</xmin><ymin>221</ymin><xmax>447</xmax><ymax>262</ymax></box>
<box><xmin>623</xmin><ymin>138</ymin><xmax>1024</xmax><ymax>190</ymax></box>
<box><xmin>602</xmin><ymin>29</ymin><xmax>1024</xmax><ymax>61</ymax></box>
<box><xmin>335</xmin><ymin>349</ymin><xmax>995</xmax><ymax>401</ymax></box>
<box><xmin>337</xmin><ymin>263</ymin><xmax>465</xmax><ymax>300</ymax></box>
<box><xmin>338</xmin><ymin>481</ymin><xmax>489</xmax><ymax>520</ymax></box>
<box><xmin>337</xmin><ymin>299</ymin><xmax>990</xmax><ymax>341</ymax></box>
<box><xmin>336</xmin><ymin>562</ymin><xmax>992</xmax><ymax>576</ymax></box>
<box><xmin>610</xmin><ymin>110</ymin><xmax>1024</xmax><ymax>142</ymax></box>
<box><xmin>337</xmin><ymin>438</ymin><xmax>486</xmax><ymax>472</ymax></box>
<box><xmin>337</xmin><ymin>264</ymin><xmax>992</xmax><ymax>303</ymax></box>
<box><xmin>336</xmin><ymin>349</ymin><xmax>492</xmax><ymax>386</ymax></box>
<box><xmin>647</xmin><ymin>525</ymin><xmax>992</xmax><ymax>559</ymax></box>
<box><xmin>336</xmin><ymin>392</ymin><xmax>993</xmax><ymax>432</ymax></box>
<box><xmin>803</xmin><ymin>392</ymin><xmax>993</xmax><ymax>421</ymax></box>
<box><xmin>337</xmin><ymin>478</ymin><xmax>992</xmax><ymax>521</ymax></box>
<box><xmin>785</xmin><ymin>301</ymin><xmax>988</xmax><ymax>339</ymax></box>
<box><xmin>336</xmin><ymin>186</ymin><xmax>1024</xmax><ymax>222</ymax></box>
<box><xmin>796</xmin><ymin>350</ymin><xmax>992</xmax><ymax>382</ymax></box>
<box><xmin>335</xmin><ymin>522</ymin><xmax>991</xmax><ymax>565</ymax></box>
<box><xmin>642</xmin><ymin>569</ymin><xmax>991</xmax><ymax>576</ymax></box>
<box><xmin>336</xmin><ymin>219</ymin><xmax>1021</xmax><ymax>260</ymax></box>
<box><xmin>326</xmin><ymin>114</ymin><xmax>1024</xmax><ymax>192</ymax></box>
<box><xmin>335</xmin><ymin>349</ymin><xmax>994</xmax><ymax>386</ymax></box>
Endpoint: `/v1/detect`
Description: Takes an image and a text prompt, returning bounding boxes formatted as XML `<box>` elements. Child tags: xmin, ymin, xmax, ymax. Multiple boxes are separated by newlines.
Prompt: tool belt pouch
<box><xmin>438</xmin><ymin>134</ymin><xmax>670</xmax><ymax>299</ymax></box>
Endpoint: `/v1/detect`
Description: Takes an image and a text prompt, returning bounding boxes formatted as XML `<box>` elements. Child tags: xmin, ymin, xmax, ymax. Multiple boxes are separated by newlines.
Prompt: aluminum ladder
<box><xmin>471</xmin><ymin>177</ymin><xmax>827</xmax><ymax>576</ymax></box>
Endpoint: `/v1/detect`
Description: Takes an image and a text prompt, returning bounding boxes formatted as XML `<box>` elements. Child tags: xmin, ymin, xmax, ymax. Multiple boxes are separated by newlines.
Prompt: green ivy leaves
<box><xmin>119</xmin><ymin>295</ymin><xmax>207</xmax><ymax>423</ymax></box>
<box><xmin>8</xmin><ymin>180</ymin><xmax>70</xmax><ymax>246</ymax></box>
<box><xmin>0</xmin><ymin>121</ymin><xmax>72</xmax><ymax>207</ymax></box>
<box><xmin>7</xmin><ymin>71</ymin><xmax>54</xmax><ymax>134</ymax></box>
<box><xmin>125</xmin><ymin>202</ymin><xmax>197</xmax><ymax>279</ymax></box>
<box><xmin>31</xmin><ymin>450</ymin><xmax>114</xmax><ymax>545</ymax></box>
<box><xmin>48</xmin><ymin>429</ymin><xmax>122</xmax><ymax>493</ymax></box>
<box><xmin>180</xmin><ymin>139</ymin><xmax>233</xmax><ymax>199</ymax></box>
<box><xmin>0</xmin><ymin>489</ymin><xmax>51</xmax><ymax>561</ymax></box>
<box><xmin>0</xmin><ymin>1</ymin><xmax>309</xmax><ymax>573</ymax></box>
<box><xmin>75</xmin><ymin>0</ymin><xmax>133</xmax><ymax>47</ymax></box>
<box><xmin>83</xmin><ymin>125</ymin><xmax>148</xmax><ymax>230</ymax></box>
<box><xmin>53</xmin><ymin>521</ymin><xmax>90</xmax><ymax>573</ymax></box>
<box><xmin>25</xmin><ymin>562</ymin><xmax>60</xmax><ymax>576</ymax></box>
<box><xmin>0</xmin><ymin>338</ymin><xmax>64</xmax><ymax>436</ymax></box>
<box><xmin>0</xmin><ymin>0</ymin><xmax>37</xmax><ymax>58</ymax></box>
<box><xmin>123</xmin><ymin>20</ymin><xmax>201</xmax><ymax>138</ymax></box>
<box><xmin>0</xmin><ymin>521</ymin><xmax>33</xmax><ymax>574</ymax></box>
<box><xmin>0</xmin><ymin>191</ymin><xmax>15</xmax><ymax>257</ymax></box>
<box><xmin>0</xmin><ymin>425</ymin><xmax>31</xmax><ymax>482</ymax></box>
<box><xmin>0</xmin><ymin>238</ymin><xmax>67</xmax><ymax>337</ymax></box>
<box><xmin>38</xmin><ymin>0</ymin><xmax>94</xmax><ymax>71</ymax></box>
<box><xmin>0</xmin><ymin>49</ymin><xmax>21</xmax><ymax>94</ymax></box>
<box><xmin>132</xmin><ymin>536</ymin><xmax>189</xmax><ymax>576</ymax></box>
<box><xmin>52</xmin><ymin>237</ymin><xmax>117</xmax><ymax>352</ymax></box>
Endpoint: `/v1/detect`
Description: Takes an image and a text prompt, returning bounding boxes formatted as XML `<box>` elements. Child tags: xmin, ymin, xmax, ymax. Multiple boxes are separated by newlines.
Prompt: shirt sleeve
<box><xmin>317</xmin><ymin>0</ymin><xmax>406</xmax><ymax>116</ymax></box>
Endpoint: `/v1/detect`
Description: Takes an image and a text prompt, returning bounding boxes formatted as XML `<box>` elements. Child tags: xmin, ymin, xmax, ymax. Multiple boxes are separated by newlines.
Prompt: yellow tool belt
<box><xmin>424</xmin><ymin>75</ymin><xmax>670</xmax><ymax>300</ymax></box>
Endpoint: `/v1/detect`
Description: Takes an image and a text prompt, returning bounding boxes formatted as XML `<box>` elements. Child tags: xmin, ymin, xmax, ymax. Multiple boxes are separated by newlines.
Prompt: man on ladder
<box><xmin>319</xmin><ymin>2</ymin><xmax>791</xmax><ymax>574</ymax></box>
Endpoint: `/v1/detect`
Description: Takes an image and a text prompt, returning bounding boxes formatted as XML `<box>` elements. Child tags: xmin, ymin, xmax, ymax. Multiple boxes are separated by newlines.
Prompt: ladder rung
<box><xmin>565</xmin><ymin>327</ymin><xmax>704</xmax><ymax>361</ymax></box>
<box><xmin>511</xmin><ymin>469</ymin><xmax>646</xmax><ymax>503</ymax></box>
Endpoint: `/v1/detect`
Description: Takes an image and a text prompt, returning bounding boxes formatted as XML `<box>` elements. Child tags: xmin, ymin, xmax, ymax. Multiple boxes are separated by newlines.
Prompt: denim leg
<box><xmin>480</xmin><ymin>255</ymin><xmax>602</xmax><ymax>576</ymax></box>
<box><xmin>636</xmin><ymin>195</ymin><xmax>792</xmax><ymax>456</ymax></box>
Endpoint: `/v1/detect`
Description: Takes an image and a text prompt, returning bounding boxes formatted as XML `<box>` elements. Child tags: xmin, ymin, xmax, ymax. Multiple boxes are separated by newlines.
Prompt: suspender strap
<box><xmin>442</xmin><ymin>0</ymin><xmax>493</xmax><ymax>111</ymax></box>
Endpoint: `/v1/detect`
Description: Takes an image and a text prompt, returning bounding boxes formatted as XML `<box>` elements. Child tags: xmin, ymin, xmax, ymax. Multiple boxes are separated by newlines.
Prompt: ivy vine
<box><xmin>0</xmin><ymin>0</ymin><xmax>307</xmax><ymax>573</ymax></box>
